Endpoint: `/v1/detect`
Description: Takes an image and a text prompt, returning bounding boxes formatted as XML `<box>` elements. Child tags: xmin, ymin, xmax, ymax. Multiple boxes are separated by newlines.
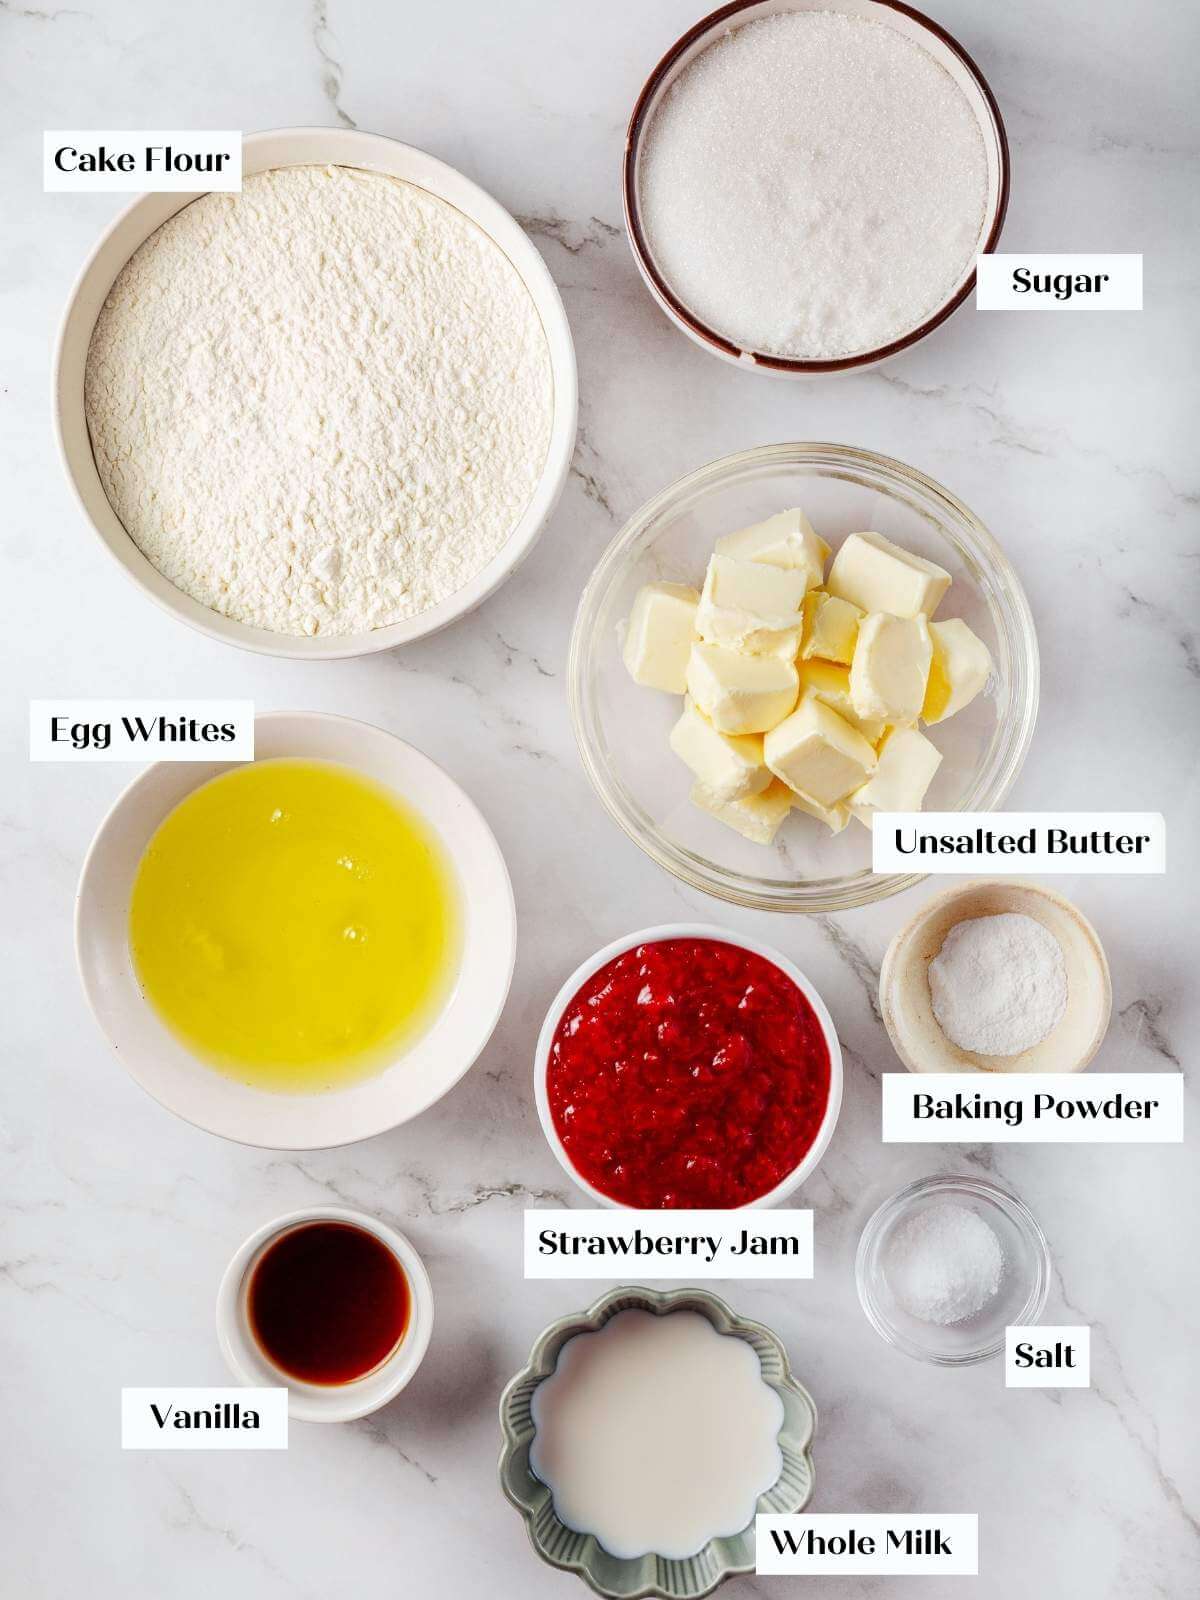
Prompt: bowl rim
<box><xmin>567</xmin><ymin>441</ymin><xmax>1040</xmax><ymax>914</ymax></box>
<box><xmin>622</xmin><ymin>0</ymin><xmax>1010</xmax><ymax>375</ymax></box>
<box><xmin>532</xmin><ymin>922</ymin><xmax>843</xmax><ymax>1209</ymax></box>
<box><xmin>215</xmin><ymin>1205</ymin><xmax>434</xmax><ymax>1421</ymax></box>
<box><xmin>52</xmin><ymin>124</ymin><xmax>578</xmax><ymax>660</ymax></box>
<box><xmin>498</xmin><ymin>1283</ymin><xmax>818</xmax><ymax>1598</ymax></box>
<box><xmin>854</xmin><ymin>1172</ymin><xmax>1052</xmax><ymax>1365</ymax></box>
<box><xmin>73</xmin><ymin>709</ymin><xmax>517</xmax><ymax>1149</ymax></box>
<box><xmin>878</xmin><ymin>878</ymin><xmax>1113</xmax><ymax>1073</ymax></box>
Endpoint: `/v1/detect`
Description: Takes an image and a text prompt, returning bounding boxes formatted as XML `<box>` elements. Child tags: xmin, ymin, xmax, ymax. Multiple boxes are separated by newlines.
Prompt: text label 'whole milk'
<box><xmin>523</xmin><ymin>1209</ymin><xmax>813</xmax><ymax>1279</ymax></box>
<box><xmin>757</xmin><ymin>1514</ymin><xmax>979</xmax><ymax>1576</ymax></box>
<box><xmin>871</xmin><ymin>812</ymin><xmax>1165</xmax><ymax>874</ymax></box>
<box><xmin>883</xmin><ymin>1073</ymin><xmax>1183</xmax><ymax>1144</ymax></box>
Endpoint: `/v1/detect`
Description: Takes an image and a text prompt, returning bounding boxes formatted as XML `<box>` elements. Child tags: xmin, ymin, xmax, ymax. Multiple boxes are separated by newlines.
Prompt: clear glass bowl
<box><xmin>855</xmin><ymin>1174</ymin><xmax>1051</xmax><ymax>1366</ymax></box>
<box><xmin>567</xmin><ymin>443</ymin><xmax>1039</xmax><ymax>914</ymax></box>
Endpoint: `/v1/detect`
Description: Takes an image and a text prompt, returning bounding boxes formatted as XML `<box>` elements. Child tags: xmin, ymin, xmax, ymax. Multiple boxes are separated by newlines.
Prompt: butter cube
<box><xmin>848</xmin><ymin>727</ymin><xmax>943</xmax><ymax>828</ymax></box>
<box><xmin>826</xmin><ymin>531</ymin><xmax>951</xmax><ymax>619</ymax></box>
<box><xmin>715</xmin><ymin>508</ymin><xmax>830</xmax><ymax>590</ymax></box>
<box><xmin>669</xmin><ymin>699</ymin><xmax>770</xmax><ymax>801</ymax></box>
<box><xmin>849</xmin><ymin>613</ymin><xmax>932</xmax><ymax>726</ymax></box>
<box><xmin>797</xmin><ymin>658</ymin><xmax>886</xmax><ymax>742</ymax></box>
<box><xmin>789</xmin><ymin>788</ymin><xmax>850</xmax><ymax>834</ymax></box>
<box><xmin>623</xmin><ymin>582</ymin><xmax>699</xmax><ymax>693</ymax></box>
<box><xmin>922</xmin><ymin>618</ymin><xmax>992</xmax><ymax>723</ymax></box>
<box><xmin>691</xmin><ymin>779</ymin><xmax>794</xmax><ymax>845</ymax></box>
<box><xmin>686</xmin><ymin>643</ymin><xmax>798</xmax><ymax>734</ymax></box>
<box><xmin>801</xmin><ymin>591</ymin><xmax>863</xmax><ymax>665</ymax></box>
<box><xmin>764</xmin><ymin>693</ymin><xmax>877</xmax><ymax>806</ymax></box>
<box><xmin>696</xmin><ymin>553</ymin><xmax>808</xmax><ymax>654</ymax></box>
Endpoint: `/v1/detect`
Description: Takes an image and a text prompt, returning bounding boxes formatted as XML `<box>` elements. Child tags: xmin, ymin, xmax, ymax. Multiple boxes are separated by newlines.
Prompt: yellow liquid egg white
<box><xmin>128</xmin><ymin>759</ymin><xmax>462</xmax><ymax>1093</ymax></box>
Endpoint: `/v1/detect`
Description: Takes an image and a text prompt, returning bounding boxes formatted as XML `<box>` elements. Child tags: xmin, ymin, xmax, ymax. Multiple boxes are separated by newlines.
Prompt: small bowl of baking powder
<box><xmin>879</xmin><ymin>879</ymin><xmax>1112</xmax><ymax>1074</ymax></box>
<box><xmin>54</xmin><ymin>127</ymin><xmax>577</xmax><ymax>658</ymax></box>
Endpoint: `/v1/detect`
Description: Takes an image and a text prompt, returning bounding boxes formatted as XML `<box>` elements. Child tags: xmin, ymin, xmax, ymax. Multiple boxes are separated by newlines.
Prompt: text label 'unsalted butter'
<box><xmin>44</xmin><ymin>130</ymin><xmax>242</xmax><ymax>192</ymax></box>
<box><xmin>29</xmin><ymin>700</ymin><xmax>254</xmax><ymax>761</ymax></box>
<box><xmin>523</xmin><ymin>1209</ymin><xmax>813</xmax><ymax>1279</ymax></box>
<box><xmin>882</xmin><ymin>1074</ymin><xmax>1183</xmax><ymax>1144</ymax></box>
<box><xmin>871</xmin><ymin>812</ymin><xmax>1165</xmax><ymax>874</ymax></box>
<box><xmin>757</xmin><ymin>1514</ymin><xmax>979</xmax><ymax>1576</ymax></box>
<box><xmin>121</xmin><ymin>1388</ymin><xmax>287</xmax><ymax>1450</ymax></box>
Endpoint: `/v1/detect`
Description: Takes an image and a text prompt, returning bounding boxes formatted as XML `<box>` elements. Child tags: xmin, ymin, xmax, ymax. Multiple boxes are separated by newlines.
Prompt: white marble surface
<box><xmin>3</xmin><ymin>1</ymin><xmax>1198</xmax><ymax>1595</ymax></box>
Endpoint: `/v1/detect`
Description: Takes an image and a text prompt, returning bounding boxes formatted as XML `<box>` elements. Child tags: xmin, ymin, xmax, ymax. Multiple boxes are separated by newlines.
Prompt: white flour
<box><xmin>84</xmin><ymin>165</ymin><xmax>553</xmax><ymax>636</ymax></box>
<box><xmin>929</xmin><ymin>912</ymin><xmax>1069</xmax><ymax>1057</ymax></box>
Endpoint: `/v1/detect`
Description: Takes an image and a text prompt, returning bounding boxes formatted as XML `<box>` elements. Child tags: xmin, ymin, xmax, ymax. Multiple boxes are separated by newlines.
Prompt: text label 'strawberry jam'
<box><xmin>547</xmin><ymin>937</ymin><xmax>832</xmax><ymax>1208</ymax></box>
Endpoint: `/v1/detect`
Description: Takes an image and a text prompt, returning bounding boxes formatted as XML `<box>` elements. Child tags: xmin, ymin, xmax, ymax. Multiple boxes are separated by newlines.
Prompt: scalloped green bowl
<box><xmin>498</xmin><ymin>1285</ymin><xmax>817</xmax><ymax>1598</ymax></box>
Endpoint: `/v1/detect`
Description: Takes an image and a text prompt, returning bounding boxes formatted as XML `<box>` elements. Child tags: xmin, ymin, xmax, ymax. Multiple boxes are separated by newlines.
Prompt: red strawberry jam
<box><xmin>547</xmin><ymin>938</ymin><xmax>832</xmax><ymax>1208</ymax></box>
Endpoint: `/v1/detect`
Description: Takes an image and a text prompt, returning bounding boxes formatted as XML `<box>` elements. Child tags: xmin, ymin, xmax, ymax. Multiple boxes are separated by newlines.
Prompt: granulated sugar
<box><xmin>639</xmin><ymin>11</ymin><xmax>989</xmax><ymax>360</ymax></box>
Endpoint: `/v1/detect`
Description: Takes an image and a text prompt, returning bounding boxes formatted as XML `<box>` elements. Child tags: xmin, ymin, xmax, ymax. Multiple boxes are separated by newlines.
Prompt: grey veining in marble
<box><xmin>2</xmin><ymin>1</ymin><xmax>1198</xmax><ymax>1596</ymax></box>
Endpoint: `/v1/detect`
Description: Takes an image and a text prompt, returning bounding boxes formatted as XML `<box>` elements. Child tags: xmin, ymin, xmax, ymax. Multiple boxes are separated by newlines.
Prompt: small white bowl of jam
<box><xmin>216</xmin><ymin>1206</ymin><xmax>434</xmax><ymax>1422</ymax></box>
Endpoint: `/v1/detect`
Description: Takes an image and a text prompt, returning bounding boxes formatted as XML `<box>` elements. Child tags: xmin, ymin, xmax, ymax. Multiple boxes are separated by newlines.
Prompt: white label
<box><xmin>882</xmin><ymin>1073</ymin><xmax>1183</xmax><ymax>1144</ymax></box>
<box><xmin>757</xmin><ymin>1514</ymin><xmax>978</xmax><ymax>1576</ymax></box>
<box><xmin>871</xmin><ymin>812</ymin><xmax>1165</xmax><ymax>874</ymax></box>
<box><xmin>44</xmin><ymin>130</ymin><xmax>242</xmax><ymax>192</ymax></box>
<box><xmin>1006</xmin><ymin>1326</ymin><xmax>1090</xmax><ymax>1388</ymax></box>
<box><xmin>977</xmin><ymin>253</ymin><xmax>1142</xmax><ymax>310</ymax></box>
<box><xmin>30</xmin><ymin>700</ymin><xmax>254</xmax><ymax>761</ymax></box>
<box><xmin>121</xmin><ymin>1388</ymin><xmax>287</xmax><ymax>1449</ymax></box>
<box><xmin>524</xmin><ymin>1209</ymin><xmax>813</xmax><ymax>1279</ymax></box>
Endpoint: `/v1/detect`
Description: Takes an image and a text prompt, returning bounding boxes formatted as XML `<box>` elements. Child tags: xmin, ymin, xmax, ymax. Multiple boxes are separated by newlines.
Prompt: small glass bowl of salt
<box><xmin>856</xmin><ymin>1174</ymin><xmax>1050</xmax><ymax>1365</ymax></box>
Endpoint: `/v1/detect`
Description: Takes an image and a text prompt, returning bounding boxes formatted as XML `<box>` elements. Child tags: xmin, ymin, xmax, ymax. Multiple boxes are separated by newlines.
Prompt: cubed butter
<box><xmin>797</xmin><ymin>658</ymin><xmax>886</xmax><ymax>742</ymax></box>
<box><xmin>801</xmin><ymin>590</ymin><xmax>863</xmax><ymax>665</ymax></box>
<box><xmin>789</xmin><ymin>788</ymin><xmax>850</xmax><ymax>834</ymax></box>
<box><xmin>622</xmin><ymin>581</ymin><xmax>699</xmax><ymax>693</ymax></box>
<box><xmin>826</xmin><ymin>531</ymin><xmax>951</xmax><ymax>619</ymax></box>
<box><xmin>691</xmin><ymin>779</ymin><xmax>795</xmax><ymax>845</ymax></box>
<box><xmin>849</xmin><ymin>612</ymin><xmax>932</xmax><ymax>726</ymax></box>
<box><xmin>764</xmin><ymin>693</ymin><xmax>877</xmax><ymax>806</ymax></box>
<box><xmin>696</xmin><ymin>552</ymin><xmax>808</xmax><ymax>654</ymax></box>
<box><xmin>686</xmin><ymin>642</ymin><xmax>799</xmax><ymax>734</ymax></box>
<box><xmin>922</xmin><ymin>618</ymin><xmax>993</xmax><ymax>723</ymax></box>
<box><xmin>715</xmin><ymin>508</ymin><xmax>830</xmax><ymax>590</ymax></box>
<box><xmin>848</xmin><ymin>727</ymin><xmax>943</xmax><ymax>828</ymax></box>
<box><xmin>669</xmin><ymin>698</ymin><xmax>770</xmax><ymax>801</ymax></box>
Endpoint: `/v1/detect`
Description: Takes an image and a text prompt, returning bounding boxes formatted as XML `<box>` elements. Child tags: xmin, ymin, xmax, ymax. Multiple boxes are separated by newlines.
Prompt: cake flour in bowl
<box><xmin>56</xmin><ymin>129</ymin><xmax>577</xmax><ymax>657</ymax></box>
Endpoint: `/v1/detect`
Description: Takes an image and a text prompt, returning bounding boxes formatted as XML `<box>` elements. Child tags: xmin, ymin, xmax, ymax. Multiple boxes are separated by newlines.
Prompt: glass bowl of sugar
<box><xmin>624</xmin><ymin>0</ymin><xmax>1009</xmax><ymax>375</ymax></box>
<box><xmin>568</xmin><ymin>441</ymin><xmax>1038</xmax><ymax>915</ymax></box>
<box><xmin>855</xmin><ymin>1174</ymin><xmax>1051</xmax><ymax>1365</ymax></box>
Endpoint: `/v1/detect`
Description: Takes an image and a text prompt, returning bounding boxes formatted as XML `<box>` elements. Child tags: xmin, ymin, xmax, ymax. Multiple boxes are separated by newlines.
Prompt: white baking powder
<box><xmin>85</xmin><ymin>165</ymin><xmax>553</xmax><ymax>636</ymax></box>
<box><xmin>639</xmin><ymin>11</ymin><xmax>989</xmax><ymax>359</ymax></box>
<box><xmin>929</xmin><ymin>912</ymin><xmax>1069</xmax><ymax>1057</ymax></box>
<box><xmin>886</xmin><ymin>1201</ymin><xmax>1003</xmax><ymax>1326</ymax></box>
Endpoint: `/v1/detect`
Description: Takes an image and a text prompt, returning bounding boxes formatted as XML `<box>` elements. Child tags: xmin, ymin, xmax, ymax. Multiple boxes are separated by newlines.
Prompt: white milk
<box><xmin>529</xmin><ymin>1308</ymin><xmax>784</xmax><ymax>1560</ymax></box>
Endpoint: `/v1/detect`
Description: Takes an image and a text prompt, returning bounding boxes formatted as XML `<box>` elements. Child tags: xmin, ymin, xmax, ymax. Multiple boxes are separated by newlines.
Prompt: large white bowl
<box><xmin>53</xmin><ymin>126</ymin><xmax>578</xmax><ymax>659</ymax></box>
<box><xmin>75</xmin><ymin>711</ymin><xmax>517</xmax><ymax>1148</ymax></box>
<box><xmin>533</xmin><ymin>923</ymin><xmax>843</xmax><ymax>1209</ymax></box>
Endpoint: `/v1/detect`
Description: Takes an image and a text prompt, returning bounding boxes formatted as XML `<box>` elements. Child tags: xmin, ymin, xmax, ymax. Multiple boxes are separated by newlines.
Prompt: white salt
<box><xmin>886</xmin><ymin>1200</ymin><xmax>1004</xmax><ymax>1326</ymax></box>
<box><xmin>639</xmin><ymin>11</ymin><xmax>989</xmax><ymax>360</ymax></box>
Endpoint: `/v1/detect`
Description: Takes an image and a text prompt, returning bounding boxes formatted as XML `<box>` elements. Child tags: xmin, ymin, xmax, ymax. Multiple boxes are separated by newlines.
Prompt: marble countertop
<box><xmin>4</xmin><ymin>1</ymin><xmax>1197</xmax><ymax>1596</ymax></box>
